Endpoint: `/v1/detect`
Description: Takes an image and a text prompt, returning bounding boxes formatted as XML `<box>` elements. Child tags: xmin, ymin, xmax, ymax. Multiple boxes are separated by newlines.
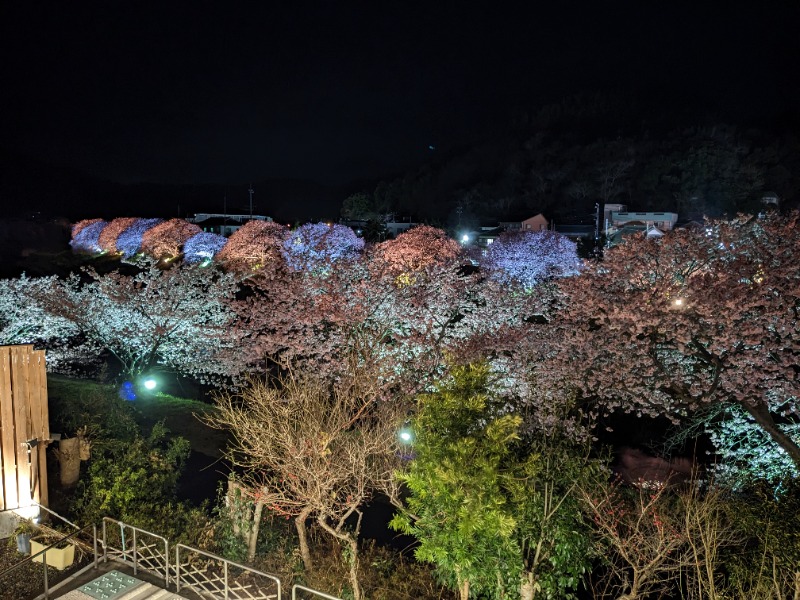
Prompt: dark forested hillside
<box><xmin>342</xmin><ymin>94</ymin><xmax>800</xmax><ymax>227</ymax></box>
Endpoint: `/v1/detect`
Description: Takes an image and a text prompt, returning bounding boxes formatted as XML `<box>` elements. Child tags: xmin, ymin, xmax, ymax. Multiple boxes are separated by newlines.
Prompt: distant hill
<box><xmin>0</xmin><ymin>149</ymin><xmax>351</xmax><ymax>223</ymax></box>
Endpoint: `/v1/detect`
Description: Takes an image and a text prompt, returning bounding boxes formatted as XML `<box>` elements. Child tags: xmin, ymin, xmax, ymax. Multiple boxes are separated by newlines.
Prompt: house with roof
<box><xmin>187</xmin><ymin>213</ymin><xmax>272</xmax><ymax>236</ymax></box>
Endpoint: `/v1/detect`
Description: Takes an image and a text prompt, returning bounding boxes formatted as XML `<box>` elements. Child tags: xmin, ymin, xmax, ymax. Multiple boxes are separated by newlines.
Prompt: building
<box><xmin>607</xmin><ymin>210</ymin><xmax>678</xmax><ymax>232</ymax></box>
<box><xmin>187</xmin><ymin>213</ymin><xmax>272</xmax><ymax>237</ymax></box>
<box><xmin>521</xmin><ymin>213</ymin><xmax>549</xmax><ymax>232</ymax></box>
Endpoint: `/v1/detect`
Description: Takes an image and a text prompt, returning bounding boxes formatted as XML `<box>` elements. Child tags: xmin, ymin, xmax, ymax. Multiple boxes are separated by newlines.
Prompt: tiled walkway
<box><xmin>43</xmin><ymin>561</ymin><xmax>202</xmax><ymax>600</ymax></box>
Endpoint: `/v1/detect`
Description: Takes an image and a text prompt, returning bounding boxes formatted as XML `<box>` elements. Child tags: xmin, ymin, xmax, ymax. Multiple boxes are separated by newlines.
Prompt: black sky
<box><xmin>2</xmin><ymin>1</ymin><xmax>799</xmax><ymax>187</ymax></box>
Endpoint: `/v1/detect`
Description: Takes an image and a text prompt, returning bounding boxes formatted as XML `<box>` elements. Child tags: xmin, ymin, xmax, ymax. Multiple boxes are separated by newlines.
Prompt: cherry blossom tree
<box><xmin>549</xmin><ymin>212</ymin><xmax>800</xmax><ymax>470</ymax></box>
<box><xmin>0</xmin><ymin>275</ymin><xmax>96</xmax><ymax>373</ymax></box>
<box><xmin>215</xmin><ymin>220</ymin><xmax>289</xmax><ymax>274</ymax></box>
<box><xmin>36</xmin><ymin>261</ymin><xmax>242</xmax><ymax>381</ymax></box>
<box><xmin>97</xmin><ymin>217</ymin><xmax>140</xmax><ymax>254</ymax></box>
<box><xmin>235</xmin><ymin>244</ymin><xmax>548</xmax><ymax>402</ymax></box>
<box><xmin>281</xmin><ymin>222</ymin><xmax>364</xmax><ymax>272</ymax></box>
<box><xmin>481</xmin><ymin>230</ymin><xmax>582</xmax><ymax>290</ymax></box>
<box><xmin>72</xmin><ymin>218</ymin><xmax>103</xmax><ymax>238</ymax></box>
<box><xmin>140</xmin><ymin>218</ymin><xmax>201</xmax><ymax>260</ymax></box>
<box><xmin>370</xmin><ymin>225</ymin><xmax>462</xmax><ymax>277</ymax></box>
<box><xmin>115</xmin><ymin>218</ymin><xmax>163</xmax><ymax>258</ymax></box>
<box><xmin>70</xmin><ymin>219</ymin><xmax>108</xmax><ymax>254</ymax></box>
<box><xmin>183</xmin><ymin>232</ymin><xmax>227</xmax><ymax>264</ymax></box>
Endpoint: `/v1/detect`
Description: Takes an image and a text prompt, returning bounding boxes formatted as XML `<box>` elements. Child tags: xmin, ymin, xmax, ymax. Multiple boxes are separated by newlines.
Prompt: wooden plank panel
<box><xmin>0</xmin><ymin>347</ymin><xmax>16</xmax><ymax>510</ymax></box>
<box><xmin>11</xmin><ymin>346</ymin><xmax>33</xmax><ymax>508</ymax></box>
<box><xmin>32</xmin><ymin>350</ymin><xmax>49</xmax><ymax>508</ymax></box>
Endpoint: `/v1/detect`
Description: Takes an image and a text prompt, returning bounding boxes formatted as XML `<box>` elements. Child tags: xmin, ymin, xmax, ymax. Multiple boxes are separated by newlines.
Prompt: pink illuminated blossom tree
<box><xmin>215</xmin><ymin>220</ymin><xmax>289</xmax><ymax>274</ymax></box>
<box><xmin>235</xmin><ymin>245</ymin><xmax>547</xmax><ymax>401</ymax></box>
<box><xmin>370</xmin><ymin>225</ymin><xmax>462</xmax><ymax>277</ymax></box>
<box><xmin>140</xmin><ymin>218</ymin><xmax>201</xmax><ymax>260</ymax></box>
<box><xmin>549</xmin><ymin>212</ymin><xmax>800</xmax><ymax>469</ymax></box>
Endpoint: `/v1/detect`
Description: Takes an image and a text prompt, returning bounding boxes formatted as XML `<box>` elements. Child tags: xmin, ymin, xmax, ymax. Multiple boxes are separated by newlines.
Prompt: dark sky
<box><xmin>2</xmin><ymin>1</ymin><xmax>799</xmax><ymax>186</ymax></box>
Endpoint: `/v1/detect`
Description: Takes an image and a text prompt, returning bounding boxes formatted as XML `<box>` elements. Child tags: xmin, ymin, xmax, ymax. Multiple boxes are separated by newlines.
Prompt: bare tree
<box><xmin>579</xmin><ymin>476</ymin><xmax>745</xmax><ymax>600</ymax></box>
<box><xmin>206</xmin><ymin>363</ymin><xmax>405</xmax><ymax>600</ymax></box>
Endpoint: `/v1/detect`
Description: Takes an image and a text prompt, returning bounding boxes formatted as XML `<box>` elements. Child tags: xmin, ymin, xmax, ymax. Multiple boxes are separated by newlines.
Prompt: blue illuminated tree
<box><xmin>482</xmin><ymin>230</ymin><xmax>582</xmax><ymax>290</ymax></box>
<box><xmin>115</xmin><ymin>218</ymin><xmax>163</xmax><ymax>259</ymax></box>
<box><xmin>70</xmin><ymin>219</ymin><xmax>109</xmax><ymax>254</ymax></box>
<box><xmin>282</xmin><ymin>222</ymin><xmax>364</xmax><ymax>272</ymax></box>
<box><xmin>183</xmin><ymin>232</ymin><xmax>227</xmax><ymax>264</ymax></box>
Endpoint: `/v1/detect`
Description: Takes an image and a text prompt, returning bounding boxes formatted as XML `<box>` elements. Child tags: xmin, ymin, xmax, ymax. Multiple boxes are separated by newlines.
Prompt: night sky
<box><xmin>2</xmin><ymin>2</ymin><xmax>799</xmax><ymax>188</ymax></box>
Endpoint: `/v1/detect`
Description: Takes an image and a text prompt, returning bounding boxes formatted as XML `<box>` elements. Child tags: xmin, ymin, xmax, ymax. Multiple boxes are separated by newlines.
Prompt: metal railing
<box><xmin>291</xmin><ymin>584</ymin><xmax>343</xmax><ymax>600</ymax></box>
<box><xmin>1</xmin><ymin>514</ymin><xmax>342</xmax><ymax>600</ymax></box>
<box><xmin>101</xmin><ymin>517</ymin><xmax>170</xmax><ymax>585</ymax></box>
<box><xmin>0</xmin><ymin>523</ymin><xmax>98</xmax><ymax>599</ymax></box>
<box><xmin>175</xmin><ymin>544</ymin><xmax>282</xmax><ymax>600</ymax></box>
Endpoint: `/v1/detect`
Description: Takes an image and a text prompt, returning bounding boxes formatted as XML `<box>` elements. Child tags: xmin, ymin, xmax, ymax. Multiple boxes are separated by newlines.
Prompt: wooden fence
<box><xmin>0</xmin><ymin>345</ymin><xmax>49</xmax><ymax>511</ymax></box>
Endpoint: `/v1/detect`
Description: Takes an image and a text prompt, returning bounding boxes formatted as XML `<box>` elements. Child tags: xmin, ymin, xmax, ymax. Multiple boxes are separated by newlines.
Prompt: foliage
<box><xmin>183</xmin><ymin>231</ymin><xmax>227</xmax><ymax>264</ymax></box>
<box><xmin>47</xmin><ymin>377</ymin><xmax>139</xmax><ymax>441</ymax></box>
<box><xmin>481</xmin><ymin>230</ymin><xmax>582</xmax><ymax>290</ymax></box>
<box><xmin>722</xmin><ymin>482</ymin><xmax>800</xmax><ymax>600</ymax></box>
<box><xmin>281</xmin><ymin>222</ymin><xmax>364</xmax><ymax>273</ymax></box>
<box><xmin>392</xmin><ymin>363</ymin><xmax>594</xmax><ymax>600</ymax></box>
<box><xmin>71</xmin><ymin>421</ymin><xmax>190</xmax><ymax>525</ymax></box>
<box><xmin>340</xmin><ymin>192</ymin><xmax>376</xmax><ymax>221</ymax></box>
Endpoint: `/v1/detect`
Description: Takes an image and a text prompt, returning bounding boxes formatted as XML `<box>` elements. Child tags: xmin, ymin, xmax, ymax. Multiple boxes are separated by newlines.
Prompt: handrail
<box><xmin>34</xmin><ymin>502</ymin><xmax>80</xmax><ymax>530</ymax></box>
<box><xmin>102</xmin><ymin>517</ymin><xmax>170</xmax><ymax>584</ymax></box>
<box><xmin>0</xmin><ymin>523</ymin><xmax>97</xmax><ymax>599</ymax></box>
<box><xmin>291</xmin><ymin>584</ymin><xmax>343</xmax><ymax>600</ymax></box>
<box><xmin>1</xmin><ymin>516</ymin><xmax>342</xmax><ymax>600</ymax></box>
<box><xmin>175</xmin><ymin>543</ymin><xmax>282</xmax><ymax>600</ymax></box>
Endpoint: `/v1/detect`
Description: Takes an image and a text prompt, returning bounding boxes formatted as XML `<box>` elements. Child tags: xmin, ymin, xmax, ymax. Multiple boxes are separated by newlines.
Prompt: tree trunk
<box><xmin>56</xmin><ymin>437</ymin><xmax>82</xmax><ymax>487</ymax></box>
<box><xmin>346</xmin><ymin>536</ymin><xmax>361</xmax><ymax>600</ymax></box>
<box><xmin>739</xmin><ymin>401</ymin><xmax>800</xmax><ymax>469</ymax></box>
<box><xmin>520</xmin><ymin>571</ymin><xmax>535</xmax><ymax>600</ymax></box>
<box><xmin>246</xmin><ymin>500</ymin><xmax>264</xmax><ymax>563</ymax></box>
<box><xmin>316</xmin><ymin>515</ymin><xmax>362</xmax><ymax>600</ymax></box>
<box><xmin>295</xmin><ymin>507</ymin><xmax>314</xmax><ymax>573</ymax></box>
<box><xmin>459</xmin><ymin>578</ymin><xmax>470</xmax><ymax>600</ymax></box>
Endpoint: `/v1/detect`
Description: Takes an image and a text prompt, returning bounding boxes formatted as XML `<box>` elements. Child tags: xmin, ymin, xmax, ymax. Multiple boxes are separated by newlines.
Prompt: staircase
<box><xmin>58</xmin><ymin>570</ymin><xmax>189</xmax><ymax>600</ymax></box>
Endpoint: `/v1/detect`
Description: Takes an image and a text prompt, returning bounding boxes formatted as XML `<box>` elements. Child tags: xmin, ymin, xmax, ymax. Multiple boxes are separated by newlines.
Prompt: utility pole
<box><xmin>248</xmin><ymin>184</ymin><xmax>254</xmax><ymax>219</ymax></box>
<box><xmin>594</xmin><ymin>202</ymin><xmax>602</xmax><ymax>259</ymax></box>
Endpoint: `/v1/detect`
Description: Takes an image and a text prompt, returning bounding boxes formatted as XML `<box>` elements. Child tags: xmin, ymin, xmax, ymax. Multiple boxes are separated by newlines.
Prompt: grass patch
<box><xmin>47</xmin><ymin>375</ymin><xmax>230</xmax><ymax>458</ymax></box>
